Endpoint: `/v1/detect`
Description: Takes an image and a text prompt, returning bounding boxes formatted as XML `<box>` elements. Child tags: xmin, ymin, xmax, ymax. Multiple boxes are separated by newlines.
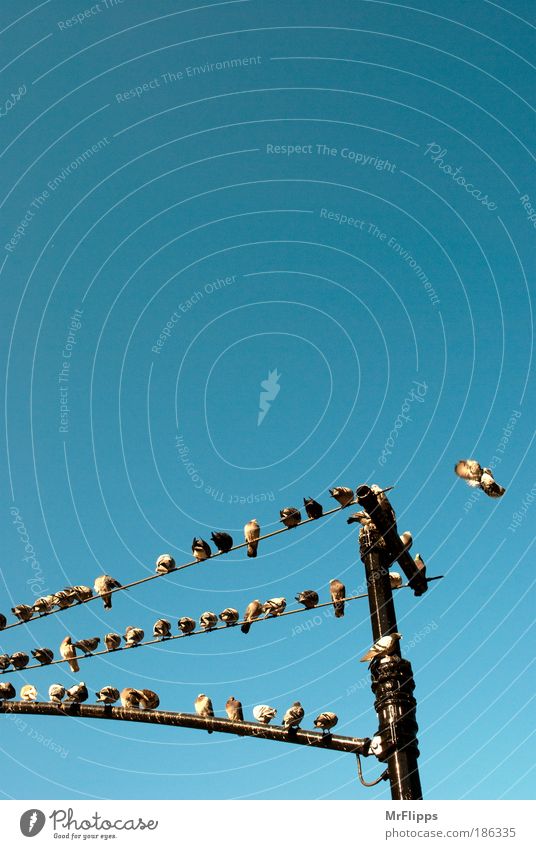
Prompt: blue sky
<box><xmin>1</xmin><ymin>0</ymin><xmax>535</xmax><ymax>800</ymax></box>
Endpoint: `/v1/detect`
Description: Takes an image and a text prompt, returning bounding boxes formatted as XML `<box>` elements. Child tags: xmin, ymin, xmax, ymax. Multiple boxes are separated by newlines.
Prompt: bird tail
<box><xmin>103</xmin><ymin>594</ymin><xmax>112</xmax><ymax>610</ymax></box>
<box><xmin>241</xmin><ymin>622</ymin><xmax>251</xmax><ymax>634</ymax></box>
<box><xmin>247</xmin><ymin>543</ymin><xmax>257</xmax><ymax>558</ymax></box>
<box><xmin>334</xmin><ymin>602</ymin><xmax>345</xmax><ymax>618</ymax></box>
<box><xmin>360</xmin><ymin>649</ymin><xmax>375</xmax><ymax>662</ymax></box>
<box><xmin>69</xmin><ymin>659</ymin><xmax>79</xmax><ymax>673</ymax></box>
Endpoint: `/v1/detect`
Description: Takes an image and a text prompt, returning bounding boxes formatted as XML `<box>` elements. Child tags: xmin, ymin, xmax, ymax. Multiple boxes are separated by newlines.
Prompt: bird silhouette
<box><xmin>303</xmin><ymin>497</ymin><xmax>323</xmax><ymax>519</ymax></box>
<box><xmin>329</xmin><ymin>487</ymin><xmax>354</xmax><ymax>507</ymax></box>
<box><xmin>241</xmin><ymin>599</ymin><xmax>263</xmax><ymax>634</ymax></box>
<box><xmin>330</xmin><ymin>579</ymin><xmax>346</xmax><ymax>618</ymax></box>
<box><xmin>455</xmin><ymin>460</ymin><xmax>506</xmax><ymax>498</ymax></box>
<box><xmin>225</xmin><ymin>696</ymin><xmax>244</xmax><ymax>721</ymax></box>
<box><xmin>192</xmin><ymin>538</ymin><xmax>211</xmax><ymax>561</ymax></box>
<box><xmin>155</xmin><ymin>553</ymin><xmax>176</xmax><ymax>574</ymax></box>
<box><xmin>280</xmin><ymin>507</ymin><xmax>302</xmax><ymax>528</ymax></box>
<box><xmin>244</xmin><ymin>519</ymin><xmax>260</xmax><ymax>557</ymax></box>
<box><xmin>210</xmin><ymin>532</ymin><xmax>234</xmax><ymax>553</ymax></box>
<box><xmin>295</xmin><ymin>590</ymin><xmax>319</xmax><ymax>609</ymax></box>
<box><xmin>253</xmin><ymin>704</ymin><xmax>277</xmax><ymax>724</ymax></box>
<box><xmin>94</xmin><ymin>575</ymin><xmax>121</xmax><ymax>610</ymax></box>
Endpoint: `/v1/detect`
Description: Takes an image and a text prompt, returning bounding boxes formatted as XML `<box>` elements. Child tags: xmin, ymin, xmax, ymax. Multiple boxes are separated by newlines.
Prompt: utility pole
<box><xmin>356</xmin><ymin>485</ymin><xmax>423</xmax><ymax>800</ymax></box>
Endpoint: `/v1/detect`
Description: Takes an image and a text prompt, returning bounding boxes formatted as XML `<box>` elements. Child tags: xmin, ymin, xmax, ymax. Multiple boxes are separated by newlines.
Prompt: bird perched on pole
<box><xmin>263</xmin><ymin>597</ymin><xmax>286</xmax><ymax>617</ymax></box>
<box><xmin>314</xmin><ymin>712</ymin><xmax>338</xmax><ymax>734</ymax></box>
<box><xmin>11</xmin><ymin>604</ymin><xmax>33</xmax><ymax>622</ymax></box>
<box><xmin>210</xmin><ymin>532</ymin><xmax>233</xmax><ymax>554</ymax></box>
<box><xmin>104</xmin><ymin>633</ymin><xmax>122</xmax><ymax>651</ymax></box>
<box><xmin>70</xmin><ymin>585</ymin><xmax>93</xmax><ymax>603</ymax></box>
<box><xmin>48</xmin><ymin>684</ymin><xmax>65</xmax><ymax>704</ymax></box>
<box><xmin>0</xmin><ymin>654</ymin><xmax>11</xmax><ymax>671</ymax></box>
<box><xmin>303</xmin><ymin>497</ymin><xmax>323</xmax><ymax>519</ymax></box>
<box><xmin>53</xmin><ymin>589</ymin><xmax>76</xmax><ymax>609</ymax></box>
<box><xmin>96</xmin><ymin>686</ymin><xmax>120</xmax><ymax>704</ymax></box>
<box><xmin>225</xmin><ymin>696</ymin><xmax>244</xmax><ymax>721</ymax></box>
<box><xmin>32</xmin><ymin>595</ymin><xmax>55</xmax><ymax>615</ymax></box>
<box><xmin>399</xmin><ymin>531</ymin><xmax>413</xmax><ymax>552</ymax></box>
<box><xmin>124</xmin><ymin>626</ymin><xmax>144</xmax><ymax>647</ymax></box>
<box><xmin>244</xmin><ymin>519</ymin><xmax>260</xmax><ymax>557</ymax></box>
<box><xmin>31</xmin><ymin>647</ymin><xmax>54</xmax><ymax>665</ymax></box>
<box><xmin>155</xmin><ymin>553</ymin><xmax>176</xmax><ymax>574</ymax></box>
<box><xmin>454</xmin><ymin>459</ymin><xmax>506</xmax><ymax>497</ymax></box>
<box><xmin>20</xmin><ymin>684</ymin><xmax>37</xmax><ymax>702</ymax></box>
<box><xmin>330</xmin><ymin>579</ymin><xmax>346</xmax><ymax>618</ymax></box>
<box><xmin>0</xmin><ymin>682</ymin><xmax>16</xmax><ymax>700</ymax></box>
<box><xmin>194</xmin><ymin>694</ymin><xmax>214</xmax><ymax>732</ymax></box>
<box><xmin>192</xmin><ymin>537</ymin><xmax>211</xmax><ymax>561</ymax></box>
<box><xmin>219</xmin><ymin>608</ymin><xmax>239</xmax><ymax>627</ymax></box>
<box><xmin>65</xmin><ymin>682</ymin><xmax>88</xmax><ymax>703</ymax></box>
<box><xmin>360</xmin><ymin>633</ymin><xmax>402</xmax><ymax>663</ymax></box>
<box><xmin>280</xmin><ymin>506</ymin><xmax>302</xmax><ymax>528</ymax></box>
<box><xmin>60</xmin><ymin>637</ymin><xmax>79</xmax><ymax>673</ymax></box>
<box><xmin>94</xmin><ymin>575</ymin><xmax>121</xmax><ymax>610</ymax></box>
<box><xmin>10</xmin><ymin>652</ymin><xmax>29</xmax><ymax>670</ymax></box>
<box><xmin>74</xmin><ymin>637</ymin><xmax>100</xmax><ymax>655</ymax></box>
<box><xmin>0</xmin><ymin>613</ymin><xmax>6</xmax><ymax>630</ymax></box>
<box><xmin>138</xmin><ymin>689</ymin><xmax>159</xmax><ymax>710</ymax></box>
<box><xmin>295</xmin><ymin>590</ymin><xmax>319</xmax><ymax>609</ymax></box>
<box><xmin>153</xmin><ymin>619</ymin><xmax>172</xmax><ymax>639</ymax></box>
<box><xmin>329</xmin><ymin>486</ymin><xmax>354</xmax><ymax>507</ymax></box>
<box><xmin>389</xmin><ymin>572</ymin><xmax>403</xmax><ymax>590</ymax></box>
<box><xmin>253</xmin><ymin>704</ymin><xmax>277</xmax><ymax>724</ymax></box>
<box><xmin>283</xmin><ymin>701</ymin><xmax>304</xmax><ymax>730</ymax></box>
<box><xmin>178</xmin><ymin>616</ymin><xmax>196</xmax><ymax>635</ymax></box>
<box><xmin>346</xmin><ymin>510</ymin><xmax>372</xmax><ymax>526</ymax></box>
<box><xmin>199</xmin><ymin>611</ymin><xmax>218</xmax><ymax>631</ymax></box>
<box><xmin>241</xmin><ymin>599</ymin><xmax>263</xmax><ymax>634</ymax></box>
<box><xmin>120</xmin><ymin>688</ymin><xmax>142</xmax><ymax>709</ymax></box>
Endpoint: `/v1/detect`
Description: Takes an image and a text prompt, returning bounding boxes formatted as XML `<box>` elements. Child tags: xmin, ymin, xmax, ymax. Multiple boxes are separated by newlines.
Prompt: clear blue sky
<box><xmin>1</xmin><ymin>0</ymin><xmax>535</xmax><ymax>800</ymax></box>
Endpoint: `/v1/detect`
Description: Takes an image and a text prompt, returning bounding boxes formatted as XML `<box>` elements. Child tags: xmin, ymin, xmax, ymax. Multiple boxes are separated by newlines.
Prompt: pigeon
<box><xmin>124</xmin><ymin>626</ymin><xmax>144</xmax><ymax>647</ymax></box>
<box><xmin>241</xmin><ymin>599</ymin><xmax>263</xmax><ymax>634</ymax></box>
<box><xmin>283</xmin><ymin>701</ymin><xmax>304</xmax><ymax>730</ymax></box>
<box><xmin>153</xmin><ymin>619</ymin><xmax>172</xmax><ymax>639</ymax></box>
<box><xmin>31</xmin><ymin>647</ymin><xmax>54</xmax><ymax>665</ymax></box>
<box><xmin>0</xmin><ymin>613</ymin><xmax>6</xmax><ymax>630</ymax></box>
<box><xmin>455</xmin><ymin>460</ymin><xmax>506</xmax><ymax>498</ymax></box>
<box><xmin>178</xmin><ymin>616</ymin><xmax>196</xmax><ymax>635</ymax></box>
<box><xmin>48</xmin><ymin>684</ymin><xmax>66</xmax><ymax>703</ymax></box>
<box><xmin>60</xmin><ymin>637</ymin><xmax>79</xmax><ymax>673</ymax></box>
<box><xmin>210</xmin><ymin>532</ymin><xmax>234</xmax><ymax>554</ymax></box>
<box><xmin>329</xmin><ymin>486</ymin><xmax>354</xmax><ymax>508</ymax></box>
<box><xmin>192</xmin><ymin>537</ymin><xmax>211</xmax><ymax>561</ymax></box>
<box><xmin>65</xmin><ymin>682</ymin><xmax>88</xmax><ymax>703</ymax></box>
<box><xmin>347</xmin><ymin>510</ymin><xmax>372</xmax><ymax>526</ymax></box>
<box><xmin>330</xmin><ymin>579</ymin><xmax>346</xmax><ymax>618</ymax></box>
<box><xmin>0</xmin><ymin>682</ymin><xmax>16</xmax><ymax>700</ymax></box>
<box><xmin>199</xmin><ymin>611</ymin><xmax>218</xmax><ymax>631</ymax></box>
<box><xmin>11</xmin><ymin>604</ymin><xmax>33</xmax><ymax>622</ymax></box>
<box><xmin>20</xmin><ymin>684</ymin><xmax>37</xmax><ymax>702</ymax></box>
<box><xmin>120</xmin><ymin>687</ymin><xmax>142</xmax><ymax>709</ymax></box>
<box><xmin>263</xmin><ymin>597</ymin><xmax>286</xmax><ymax>617</ymax></box>
<box><xmin>74</xmin><ymin>637</ymin><xmax>100</xmax><ymax>655</ymax></box>
<box><xmin>370</xmin><ymin>484</ymin><xmax>397</xmax><ymax>528</ymax></box>
<box><xmin>253</xmin><ymin>704</ymin><xmax>277</xmax><ymax>724</ymax></box>
<box><xmin>244</xmin><ymin>519</ymin><xmax>260</xmax><ymax>557</ymax></box>
<box><xmin>155</xmin><ymin>553</ymin><xmax>176</xmax><ymax>574</ymax></box>
<box><xmin>389</xmin><ymin>572</ymin><xmax>403</xmax><ymax>590</ymax></box>
<box><xmin>0</xmin><ymin>654</ymin><xmax>11</xmax><ymax>670</ymax></box>
<box><xmin>314</xmin><ymin>711</ymin><xmax>338</xmax><ymax>734</ymax></box>
<box><xmin>295</xmin><ymin>590</ymin><xmax>319</xmax><ymax>609</ymax></box>
<box><xmin>94</xmin><ymin>574</ymin><xmax>122</xmax><ymax>610</ymax></box>
<box><xmin>70</xmin><ymin>585</ymin><xmax>93</xmax><ymax>603</ymax></box>
<box><xmin>194</xmin><ymin>693</ymin><xmax>214</xmax><ymax>732</ymax></box>
<box><xmin>414</xmin><ymin>553</ymin><xmax>426</xmax><ymax>575</ymax></box>
<box><xmin>219</xmin><ymin>608</ymin><xmax>239</xmax><ymax>626</ymax></box>
<box><xmin>138</xmin><ymin>689</ymin><xmax>160</xmax><ymax>710</ymax></box>
<box><xmin>32</xmin><ymin>595</ymin><xmax>56</xmax><ymax>614</ymax></box>
<box><xmin>53</xmin><ymin>589</ymin><xmax>76</xmax><ymax>609</ymax></box>
<box><xmin>360</xmin><ymin>633</ymin><xmax>402</xmax><ymax>663</ymax></box>
<box><xmin>10</xmin><ymin>652</ymin><xmax>29</xmax><ymax>670</ymax></box>
<box><xmin>399</xmin><ymin>531</ymin><xmax>413</xmax><ymax>552</ymax></box>
<box><xmin>104</xmin><ymin>632</ymin><xmax>122</xmax><ymax>651</ymax></box>
<box><xmin>96</xmin><ymin>686</ymin><xmax>120</xmax><ymax>704</ymax></box>
<box><xmin>225</xmin><ymin>696</ymin><xmax>244</xmax><ymax>721</ymax></box>
<box><xmin>280</xmin><ymin>506</ymin><xmax>302</xmax><ymax>528</ymax></box>
<box><xmin>303</xmin><ymin>497</ymin><xmax>323</xmax><ymax>519</ymax></box>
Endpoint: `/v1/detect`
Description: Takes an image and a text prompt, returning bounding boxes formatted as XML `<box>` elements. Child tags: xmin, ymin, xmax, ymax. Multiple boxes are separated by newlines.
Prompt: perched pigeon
<box><xmin>155</xmin><ymin>553</ymin><xmax>176</xmax><ymax>574</ymax></box>
<box><xmin>330</xmin><ymin>579</ymin><xmax>346</xmax><ymax>618</ymax></box>
<box><xmin>138</xmin><ymin>689</ymin><xmax>159</xmax><ymax>710</ymax></box>
<box><xmin>414</xmin><ymin>553</ymin><xmax>426</xmax><ymax>575</ymax></box>
<box><xmin>60</xmin><ymin>637</ymin><xmax>79</xmax><ymax>673</ymax></box>
<box><xmin>241</xmin><ymin>599</ymin><xmax>263</xmax><ymax>634</ymax></box>
<box><xmin>192</xmin><ymin>537</ymin><xmax>211</xmax><ymax>561</ymax></box>
<box><xmin>283</xmin><ymin>701</ymin><xmax>304</xmax><ymax>730</ymax></box>
<box><xmin>347</xmin><ymin>510</ymin><xmax>372</xmax><ymax>526</ymax></box>
<box><xmin>199</xmin><ymin>611</ymin><xmax>218</xmax><ymax>631</ymax></box>
<box><xmin>96</xmin><ymin>686</ymin><xmax>120</xmax><ymax>704</ymax></box>
<box><xmin>280</xmin><ymin>507</ymin><xmax>302</xmax><ymax>528</ymax></box>
<box><xmin>0</xmin><ymin>682</ymin><xmax>16</xmax><ymax>700</ymax></box>
<box><xmin>53</xmin><ymin>590</ymin><xmax>76</xmax><ymax>609</ymax></box>
<box><xmin>225</xmin><ymin>696</ymin><xmax>244</xmax><ymax>721</ymax></box>
<box><xmin>210</xmin><ymin>532</ymin><xmax>234</xmax><ymax>554</ymax></box>
<box><xmin>70</xmin><ymin>585</ymin><xmax>93</xmax><ymax>603</ymax></box>
<box><xmin>253</xmin><ymin>704</ymin><xmax>277</xmax><ymax>724</ymax></box>
<box><xmin>10</xmin><ymin>652</ymin><xmax>29</xmax><ymax>670</ymax></box>
<box><xmin>120</xmin><ymin>687</ymin><xmax>142</xmax><ymax>709</ymax></box>
<box><xmin>263</xmin><ymin>597</ymin><xmax>286</xmax><ymax>617</ymax></box>
<box><xmin>31</xmin><ymin>647</ymin><xmax>54</xmax><ymax>665</ymax></box>
<box><xmin>303</xmin><ymin>497</ymin><xmax>323</xmax><ymax>520</ymax></box>
<box><xmin>124</xmin><ymin>626</ymin><xmax>144</xmax><ymax>647</ymax></box>
<box><xmin>360</xmin><ymin>633</ymin><xmax>402</xmax><ymax>663</ymax></box>
<box><xmin>32</xmin><ymin>595</ymin><xmax>56</xmax><ymax>614</ymax></box>
<box><xmin>65</xmin><ymin>682</ymin><xmax>88</xmax><ymax>703</ymax></box>
<box><xmin>244</xmin><ymin>519</ymin><xmax>260</xmax><ymax>558</ymax></box>
<box><xmin>369</xmin><ymin>484</ymin><xmax>397</xmax><ymax>529</ymax></box>
<box><xmin>104</xmin><ymin>632</ymin><xmax>122</xmax><ymax>651</ymax></box>
<box><xmin>94</xmin><ymin>574</ymin><xmax>121</xmax><ymax>610</ymax></box>
<box><xmin>455</xmin><ymin>460</ymin><xmax>505</xmax><ymax>498</ymax></box>
<box><xmin>219</xmin><ymin>608</ymin><xmax>239</xmax><ymax>627</ymax></box>
<box><xmin>48</xmin><ymin>684</ymin><xmax>66</xmax><ymax>703</ymax></box>
<box><xmin>314</xmin><ymin>711</ymin><xmax>338</xmax><ymax>734</ymax></box>
<box><xmin>399</xmin><ymin>531</ymin><xmax>413</xmax><ymax>552</ymax></box>
<box><xmin>153</xmin><ymin>619</ymin><xmax>172</xmax><ymax>639</ymax></box>
<box><xmin>0</xmin><ymin>613</ymin><xmax>6</xmax><ymax>630</ymax></box>
<box><xmin>329</xmin><ymin>487</ymin><xmax>354</xmax><ymax>508</ymax></box>
<box><xmin>178</xmin><ymin>616</ymin><xmax>196</xmax><ymax>635</ymax></box>
<box><xmin>389</xmin><ymin>572</ymin><xmax>403</xmax><ymax>590</ymax></box>
<box><xmin>0</xmin><ymin>654</ymin><xmax>11</xmax><ymax>670</ymax></box>
<box><xmin>295</xmin><ymin>590</ymin><xmax>319</xmax><ymax>609</ymax></box>
<box><xmin>20</xmin><ymin>684</ymin><xmax>37</xmax><ymax>702</ymax></box>
<box><xmin>11</xmin><ymin>604</ymin><xmax>33</xmax><ymax>622</ymax></box>
<box><xmin>74</xmin><ymin>637</ymin><xmax>100</xmax><ymax>655</ymax></box>
<box><xmin>194</xmin><ymin>693</ymin><xmax>214</xmax><ymax>732</ymax></box>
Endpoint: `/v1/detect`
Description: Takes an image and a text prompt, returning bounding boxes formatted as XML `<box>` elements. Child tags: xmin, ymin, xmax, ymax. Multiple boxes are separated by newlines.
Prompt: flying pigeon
<box><xmin>244</xmin><ymin>519</ymin><xmax>260</xmax><ymax>557</ymax></box>
<box><xmin>10</xmin><ymin>652</ymin><xmax>29</xmax><ymax>670</ymax></box>
<box><xmin>53</xmin><ymin>589</ymin><xmax>76</xmax><ymax>609</ymax></box>
<box><xmin>194</xmin><ymin>693</ymin><xmax>214</xmax><ymax>732</ymax></box>
<box><xmin>283</xmin><ymin>701</ymin><xmax>304</xmax><ymax>730</ymax></box>
<box><xmin>0</xmin><ymin>654</ymin><xmax>11</xmax><ymax>670</ymax></box>
<box><xmin>192</xmin><ymin>537</ymin><xmax>211</xmax><ymax>561</ymax></box>
<box><xmin>0</xmin><ymin>613</ymin><xmax>6</xmax><ymax>630</ymax></box>
<box><xmin>330</xmin><ymin>579</ymin><xmax>346</xmax><ymax>618</ymax></box>
<box><xmin>48</xmin><ymin>684</ymin><xmax>66</xmax><ymax>703</ymax></box>
<box><xmin>219</xmin><ymin>608</ymin><xmax>239</xmax><ymax>626</ymax></box>
<box><xmin>347</xmin><ymin>510</ymin><xmax>372</xmax><ymax>526</ymax></box>
<box><xmin>253</xmin><ymin>704</ymin><xmax>277</xmax><ymax>724</ymax></box>
<box><xmin>32</xmin><ymin>595</ymin><xmax>56</xmax><ymax>614</ymax></box>
<box><xmin>329</xmin><ymin>486</ymin><xmax>354</xmax><ymax>508</ymax></box>
<box><xmin>96</xmin><ymin>686</ymin><xmax>120</xmax><ymax>704</ymax></box>
<box><xmin>70</xmin><ymin>585</ymin><xmax>93</xmax><ymax>603</ymax></box>
<box><xmin>280</xmin><ymin>507</ymin><xmax>302</xmax><ymax>528</ymax></box>
<box><xmin>225</xmin><ymin>696</ymin><xmax>244</xmax><ymax>721</ymax></box>
<box><xmin>11</xmin><ymin>604</ymin><xmax>33</xmax><ymax>622</ymax></box>
<box><xmin>241</xmin><ymin>599</ymin><xmax>263</xmax><ymax>634</ymax></box>
<box><xmin>94</xmin><ymin>575</ymin><xmax>122</xmax><ymax>610</ymax></box>
<box><xmin>124</xmin><ymin>626</ymin><xmax>144</xmax><ymax>647</ymax></box>
<box><xmin>454</xmin><ymin>460</ymin><xmax>506</xmax><ymax>498</ymax></box>
<box><xmin>120</xmin><ymin>687</ymin><xmax>142</xmax><ymax>709</ymax></box>
<box><xmin>155</xmin><ymin>553</ymin><xmax>176</xmax><ymax>574</ymax></box>
<box><xmin>104</xmin><ymin>632</ymin><xmax>122</xmax><ymax>651</ymax></box>
<box><xmin>263</xmin><ymin>597</ymin><xmax>286</xmax><ymax>617</ymax></box>
<box><xmin>31</xmin><ymin>647</ymin><xmax>54</xmax><ymax>665</ymax></box>
<box><xmin>65</xmin><ymin>682</ymin><xmax>88</xmax><ymax>703</ymax></box>
<box><xmin>0</xmin><ymin>682</ymin><xmax>16</xmax><ymax>700</ymax></box>
<box><xmin>199</xmin><ymin>611</ymin><xmax>218</xmax><ymax>631</ymax></box>
<box><xmin>178</xmin><ymin>616</ymin><xmax>196</xmax><ymax>635</ymax></box>
<box><xmin>153</xmin><ymin>619</ymin><xmax>172</xmax><ymax>639</ymax></box>
<box><xmin>389</xmin><ymin>572</ymin><xmax>403</xmax><ymax>590</ymax></box>
<box><xmin>138</xmin><ymin>689</ymin><xmax>160</xmax><ymax>710</ymax></box>
<box><xmin>60</xmin><ymin>637</ymin><xmax>79</xmax><ymax>673</ymax></box>
<box><xmin>74</xmin><ymin>637</ymin><xmax>100</xmax><ymax>655</ymax></box>
<box><xmin>399</xmin><ymin>531</ymin><xmax>413</xmax><ymax>551</ymax></box>
<box><xmin>314</xmin><ymin>711</ymin><xmax>338</xmax><ymax>734</ymax></box>
<box><xmin>360</xmin><ymin>633</ymin><xmax>402</xmax><ymax>663</ymax></box>
<box><xmin>211</xmin><ymin>532</ymin><xmax>234</xmax><ymax>554</ymax></box>
<box><xmin>295</xmin><ymin>590</ymin><xmax>319</xmax><ymax>609</ymax></box>
<box><xmin>20</xmin><ymin>684</ymin><xmax>37</xmax><ymax>702</ymax></box>
<box><xmin>303</xmin><ymin>497</ymin><xmax>323</xmax><ymax>519</ymax></box>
